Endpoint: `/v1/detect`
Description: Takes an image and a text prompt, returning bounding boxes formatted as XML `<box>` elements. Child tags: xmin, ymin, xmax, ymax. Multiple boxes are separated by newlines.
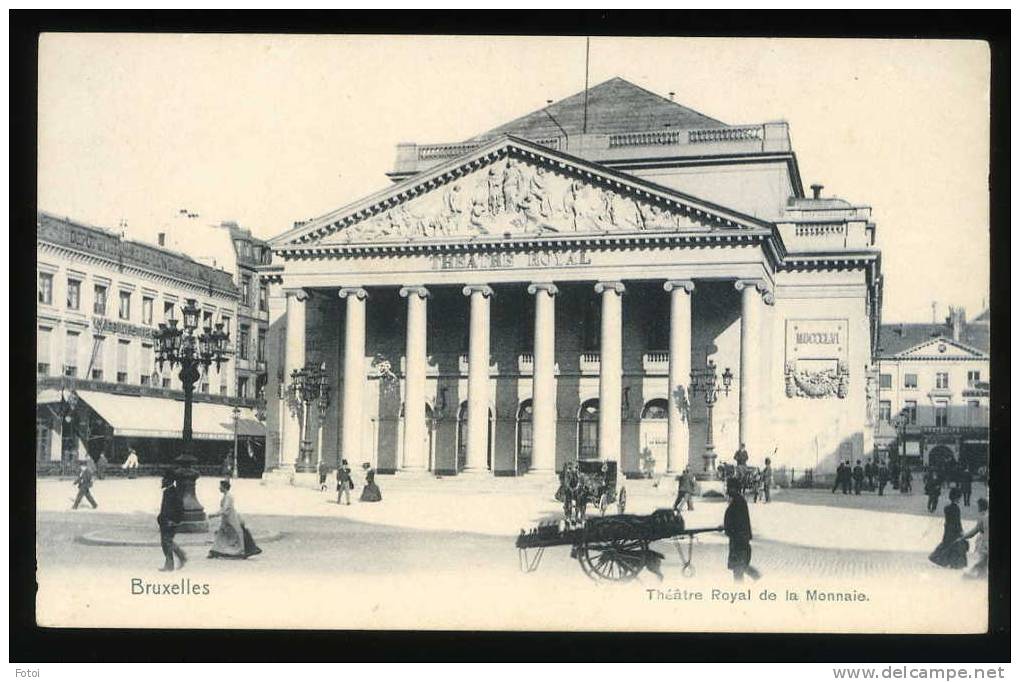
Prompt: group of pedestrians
<box><xmin>157</xmin><ymin>473</ymin><xmax>262</xmax><ymax>572</ymax></box>
<box><xmin>832</xmin><ymin>459</ymin><xmax>898</xmax><ymax>496</ymax></box>
<box><xmin>318</xmin><ymin>460</ymin><xmax>382</xmax><ymax>505</ymax></box>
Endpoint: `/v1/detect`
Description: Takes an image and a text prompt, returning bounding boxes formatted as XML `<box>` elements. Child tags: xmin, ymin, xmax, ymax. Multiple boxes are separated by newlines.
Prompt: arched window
<box><xmin>577</xmin><ymin>399</ymin><xmax>599</xmax><ymax>461</ymax></box>
<box><xmin>641</xmin><ymin>399</ymin><xmax>669</xmax><ymax>420</ymax></box>
<box><xmin>516</xmin><ymin>400</ymin><xmax>533</xmax><ymax>474</ymax></box>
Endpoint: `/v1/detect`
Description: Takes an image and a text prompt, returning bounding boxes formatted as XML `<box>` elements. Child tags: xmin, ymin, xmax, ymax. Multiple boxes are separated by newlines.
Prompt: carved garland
<box><xmin>784</xmin><ymin>361</ymin><xmax>850</xmax><ymax>399</ymax></box>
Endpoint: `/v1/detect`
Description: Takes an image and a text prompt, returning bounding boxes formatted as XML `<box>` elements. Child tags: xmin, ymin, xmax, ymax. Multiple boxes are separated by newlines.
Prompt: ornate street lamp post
<box><xmin>232</xmin><ymin>405</ymin><xmax>241</xmax><ymax>479</ymax></box>
<box><xmin>689</xmin><ymin>359</ymin><xmax>734</xmax><ymax>477</ymax></box>
<box><xmin>154</xmin><ymin>298</ymin><xmax>231</xmax><ymax>532</ymax></box>
<box><xmin>287</xmin><ymin>362</ymin><xmax>328</xmax><ymax>472</ymax></box>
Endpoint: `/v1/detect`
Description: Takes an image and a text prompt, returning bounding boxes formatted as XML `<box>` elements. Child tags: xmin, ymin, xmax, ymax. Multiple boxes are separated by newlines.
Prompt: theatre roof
<box><xmin>465</xmin><ymin>77</ymin><xmax>725</xmax><ymax>143</ymax></box>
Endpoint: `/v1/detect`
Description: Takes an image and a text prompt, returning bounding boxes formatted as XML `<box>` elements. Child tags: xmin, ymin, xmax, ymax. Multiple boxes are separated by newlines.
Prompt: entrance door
<box><xmin>516</xmin><ymin>400</ymin><xmax>533</xmax><ymax>475</ymax></box>
<box><xmin>577</xmin><ymin>399</ymin><xmax>599</xmax><ymax>461</ymax></box>
<box><xmin>640</xmin><ymin>399</ymin><xmax>669</xmax><ymax>476</ymax></box>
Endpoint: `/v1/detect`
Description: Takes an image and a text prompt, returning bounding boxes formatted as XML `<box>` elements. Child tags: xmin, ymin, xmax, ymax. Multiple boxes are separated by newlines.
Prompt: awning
<box><xmin>37</xmin><ymin>389</ymin><xmax>64</xmax><ymax>404</ymax></box>
<box><xmin>74</xmin><ymin>390</ymin><xmax>265</xmax><ymax>441</ymax></box>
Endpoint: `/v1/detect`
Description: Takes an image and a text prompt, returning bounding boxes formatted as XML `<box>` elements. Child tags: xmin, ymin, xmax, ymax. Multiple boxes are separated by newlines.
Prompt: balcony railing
<box><xmin>580</xmin><ymin>352</ymin><xmax>600</xmax><ymax>374</ymax></box>
<box><xmin>642</xmin><ymin>351</ymin><xmax>669</xmax><ymax>374</ymax></box>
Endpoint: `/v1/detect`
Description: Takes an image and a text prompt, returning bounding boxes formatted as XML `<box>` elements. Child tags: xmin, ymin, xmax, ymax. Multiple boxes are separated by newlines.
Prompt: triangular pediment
<box><xmin>898</xmin><ymin>337</ymin><xmax>988</xmax><ymax>359</ymax></box>
<box><xmin>272</xmin><ymin>136</ymin><xmax>770</xmax><ymax>248</ymax></box>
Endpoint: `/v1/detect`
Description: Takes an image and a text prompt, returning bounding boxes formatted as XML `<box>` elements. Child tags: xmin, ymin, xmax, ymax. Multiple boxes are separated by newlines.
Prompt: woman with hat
<box><xmin>724</xmin><ymin>477</ymin><xmax>761</xmax><ymax>582</ymax></box>
<box><xmin>207</xmin><ymin>479</ymin><xmax>262</xmax><ymax>559</ymax></box>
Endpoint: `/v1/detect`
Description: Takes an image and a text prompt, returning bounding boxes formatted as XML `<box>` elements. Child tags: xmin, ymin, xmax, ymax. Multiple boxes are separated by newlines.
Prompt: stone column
<box><xmin>399</xmin><ymin>286</ymin><xmax>430</xmax><ymax>471</ymax></box>
<box><xmin>339</xmin><ymin>287</ymin><xmax>369</xmax><ymax>467</ymax></box>
<box><xmin>527</xmin><ymin>282</ymin><xmax>558</xmax><ymax>474</ymax></box>
<box><xmin>664</xmin><ymin>279</ymin><xmax>695</xmax><ymax>473</ymax></box>
<box><xmin>280</xmin><ymin>288</ymin><xmax>308</xmax><ymax>471</ymax></box>
<box><xmin>735</xmin><ymin>279</ymin><xmax>773</xmax><ymax>457</ymax></box>
<box><xmin>462</xmin><ymin>284</ymin><xmax>494</xmax><ymax>472</ymax></box>
<box><xmin>595</xmin><ymin>281</ymin><xmax>625</xmax><ymax>463</ymax></box>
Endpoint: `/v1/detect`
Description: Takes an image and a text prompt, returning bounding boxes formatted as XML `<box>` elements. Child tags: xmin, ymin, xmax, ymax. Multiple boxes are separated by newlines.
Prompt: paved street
<box><xmin>35</xmin><ymin>475</ymin><xmax>988</xmax><ymax>632</ymax></box>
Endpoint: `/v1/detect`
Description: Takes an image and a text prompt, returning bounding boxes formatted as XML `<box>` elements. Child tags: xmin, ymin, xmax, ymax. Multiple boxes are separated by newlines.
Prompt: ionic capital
<box><xmin>399</xmin><ymin>285</ymin><xmax>431</xmax><ymax>300</ymax></box>
<box><xmin>734</xmin><ymin>279</ymin><xmax>774</xmax><ymax>304</ymax></box>
<box><xmin>663</xmin><ymin>279</ymin><xmax>696</xmax><ymax>295</ymax></box>
<box><xmin>338</xmin><ymin>287</ymin><xmax>369</xmax><ymax>301</ymax></box>
<box><xmin>527</xmin><ymin>282</ymin><xmax>559</xmax><ymax>296</ymax></box>
<box><xmin>594</xmin><ymin>281</ymin><xmax>626</xmax><ymax>295</ymax></box>
<box><xmin>462</xmin><ymin>284</ymin><xmax>495</xmax><ymax>298</ymax></box>
<box><xmin>284</xmin><ymin>288</ymin><xmax>309</xmax><ymax>303</ymax></box>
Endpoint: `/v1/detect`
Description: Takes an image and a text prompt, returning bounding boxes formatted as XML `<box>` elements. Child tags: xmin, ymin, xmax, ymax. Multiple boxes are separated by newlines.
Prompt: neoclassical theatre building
<box><xmin>262</xmin><ymin>78</ymin><xmax>882</xmax><ymax>480</ymax></box>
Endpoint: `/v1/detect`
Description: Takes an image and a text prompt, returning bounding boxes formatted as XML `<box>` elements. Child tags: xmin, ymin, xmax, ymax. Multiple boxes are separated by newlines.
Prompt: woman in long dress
<box><xmin>929</xmin><ymin>487</ymin><xmax>967</xmax><ymax>569</ymax></box>
<box><xmin>359</xmin><ymin>463</ymin><xmax>382</xmax><ymax>502</ymax></box>
<box><xmin>208</xmin><ymin>479</ymin><xmax>262</xmax><ymax>559</ymax></box>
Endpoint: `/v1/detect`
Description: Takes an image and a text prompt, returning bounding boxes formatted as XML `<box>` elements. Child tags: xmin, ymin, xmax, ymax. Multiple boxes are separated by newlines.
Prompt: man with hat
<box><xmin>723</xmin><ymin>477</ymin><xmax>761</xmax><ymax>582</ymax></box>
<box><xmin>72</xmin><ymin>460</ymin><xmax>98</xmax><ymax>509</ymax></box>
<box><xmin>157</xmin><ymin>473</ymin><xmax>188</xmax><ymax>571</ymax></box>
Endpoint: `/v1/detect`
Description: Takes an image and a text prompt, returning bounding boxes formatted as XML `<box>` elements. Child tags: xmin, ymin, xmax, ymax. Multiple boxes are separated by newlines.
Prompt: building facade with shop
<box><xmin>36</xmin><ymin>212</ymin><xmax>265</xmax><ymax>476</ymax></box>
<box><xmin>872</xmin><ymin>307</ymin><xmax>990</xmax><ymax>472</ymax></box>
<box><xmin>261</xmin><ymin>78</ymin><xmax>883</xmax><ymax>480</ymax></box>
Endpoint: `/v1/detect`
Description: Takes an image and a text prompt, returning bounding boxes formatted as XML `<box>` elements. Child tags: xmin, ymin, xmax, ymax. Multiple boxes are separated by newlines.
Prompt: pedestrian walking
<box><xmin>842</xmin><ymin>460</ymin><xmax>853</xmax><ymax>495</ymax></box>
<box><xmin>157</xmin><ymin>473</ymin><xmax>187</xmax><ymax>572</ymax></box>
<box><xmin>761</xmin><ymin>458</ymin><xmax>773</xmax><ymax>503</ymax></box>
<box><xmin>336</xmin><ymin>459</ymin><xmax>354</xmax><ymax>505</ymax></box>
<box><xmin>318</xmin><ymin>460</ymin><xmax>330</xmax><ymax>492</ymax></box>
<box><xmin>864</xmin><ymin>461</ymin><xmax>874</xmax><ymax>491</ymax></box>
<box><xmin>673</xmin><ymin>467</ymin><xmax>695</xmax><ymax>512</ymax></box>
<box><xmin>122</xmin><ymin>448</ymin><xmax>139</xmax><ymax>479</ymax></box>
<box><xmin>831</xmin><ymin>462</ymin><xmax>844</xmax><ymax>494</ymax></box>
<box><xmin>960</xmin><ymin>468</ymin><xmax>973</xmax><ymax>507</ymax></box>
<box><xmin>928</xmin><ymin>488</ymin><xmax>968</xmax><ymax>569</ymax></box>
<box><xmin>852</xmin><ymin>460</ymin><xmax>864</xmax><ymax>495</ymax></box>
<box><xmin>924</xmin><ymin>471</ymin><xmax>941</xmax><ymax>514</ymax></box>
<box><xmin>97</xmin><ymin>452</ymin><xmax>109</xmax><ymax>480</ymax></box>
<box><xmin>723</xmin><ymin>477</ymin><xmax>761</xmax><ymax>582</ymax></box>
<box><xmin>961</xmin><ymin>498</ymin><xmax>988</xmax><ymax>579</ymax></box>
<box><xmin>359</xmin><ymin>462</ymin><xmax>382</xmax><ymax>502</ymax></box>
<box><xmin>71</xmin><ymin>461</ymin><xmax>98</xmax><ymax>509</ymax></box>
<box><xmin>890</xmin><ymin>461</ymin><xmax>900</xmax><ymax>491</ymax></box>
<box><xmin>877</xmin><ymin>462</ymin><xmax>889</xmax><ymax>496</ymax></box>
<box><xmin>208</xmin><ymin>479</ymin><xmax>262</xmax><ymax>559</ymax></box>
<box><xmin>901</xmin><ymin>465</ymin><xmax>912</xmax><ymax>494</ymax></box>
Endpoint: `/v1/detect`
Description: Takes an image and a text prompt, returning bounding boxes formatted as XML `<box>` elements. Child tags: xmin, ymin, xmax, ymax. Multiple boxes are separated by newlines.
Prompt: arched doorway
<box><xmin>639</xmin><ymin>398</ymin><xmax>669</xmax><ymax>476</ymax></box>
<box><xmin>516</xmin><ymin>400</ymin><xmax>533</xmax><ymax>475</ymax></box>
<box><xmin>456</xmin><ymin>401</ymin><xmax>492</xmax><ymax>471</ymax></box>
<box><xmin>396</xmin><ymin>402</ymin><xmax>435</xmax><ymax>471</ymax></box>
<box><xmin>577</xmin><ymin>398</ymin><xmax>599</xmax><ymax>461</ymax></box>
<box><xmin>927</xmin><ymin>445</ymin><xmax>956</xmax><ymax>471</ymax></box>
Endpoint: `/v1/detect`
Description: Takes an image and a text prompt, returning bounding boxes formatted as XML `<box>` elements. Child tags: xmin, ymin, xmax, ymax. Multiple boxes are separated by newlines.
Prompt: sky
<box><xmin>38</xmin><ymin>35</ymin><xmax>990</xmax><ymax>323</ymax></box>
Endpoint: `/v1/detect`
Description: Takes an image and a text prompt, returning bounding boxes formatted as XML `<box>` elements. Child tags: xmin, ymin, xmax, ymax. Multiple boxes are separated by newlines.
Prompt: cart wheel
<box><xmin>577</xmin><ymin>520</ymin><xmax>646</xmax><ymax>583</ymax></box>
<box><xmin>617</xmin><ymin>487</ymin><xmax>627</xmax><ymax>514</ymax></box>
<box><xmin>682</xmin><ymin>563</ymin><xmax>696</xmax><ymax>578</ymax></box>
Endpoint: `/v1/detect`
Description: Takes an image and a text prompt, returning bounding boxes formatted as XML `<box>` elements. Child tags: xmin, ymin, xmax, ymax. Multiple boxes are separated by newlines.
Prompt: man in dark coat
<box><xmin>924</xmin><ymin>471</ymin><xmax>941</xmax><ymax>513</ymax></box>
<box><xmin>960</xmin><ymin>467</ymin><xmax>973</xmax><ymax>507</ymax></box>
<box><xmin>842</xmin><ymin>460</ymin><xmax>853</xmax><ymax>494</ymax></box>
<box><xmin>158</xmin><ymin>473</ymin><xmax>188</xmax><ymax>572</ymax></box>
<box><xmin>723</xmin><ymin>478</ymin><xmax>761</xmax><ymax>582</ymax></box>
<box><xmin>831</xmin><ymin>462</ymin><xmax>844</xmax><ymax>494</ymax></box>
<box><xmin>877</xmin><ymin>462</ymin><xmax>889</xmax><ymax>496</ymax></box>
<box><xmin>673</xmin><ymin>467</ymin><xmax>696</xmax><ymax>512</ymax></box>
<box><xmin>72</xmin><ymin>461</ymin><xmax>98</xmax><ymax>509</ymax></box>
<box><xmin>852</xmin><ymin>460</ymin><xmax>865</xmax><ymax>495</ymax></box>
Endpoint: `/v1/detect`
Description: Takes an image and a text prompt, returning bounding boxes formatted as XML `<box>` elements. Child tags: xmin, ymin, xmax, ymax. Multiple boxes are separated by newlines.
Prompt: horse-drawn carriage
<box><xmin>516</xmin><ymin>509</ymin><xmax>721</xmax><ymax>583</ymax></box>
<box><xmin>556</xmin><ymin>460</ymin><xmax>627</xmax><ymax>523</ymax></box>
<box><xmin>716</xmin><ymin>462</ymin><xmax>765</xmax><ymax>502</ymax></box>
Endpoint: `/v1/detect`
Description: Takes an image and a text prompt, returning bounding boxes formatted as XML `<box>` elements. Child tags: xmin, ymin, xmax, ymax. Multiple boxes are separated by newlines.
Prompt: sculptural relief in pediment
<box><xmin>335</xmin><ymin>157</ymin><xmax>707</xmax><ymax>243</ymax></box>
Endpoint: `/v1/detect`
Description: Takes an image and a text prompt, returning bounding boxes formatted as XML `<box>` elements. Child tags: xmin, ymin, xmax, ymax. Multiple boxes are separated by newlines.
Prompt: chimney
<box><xmin>669</xmin><ymin>91</ymin><xmax>675</xmax><ymax>101</ymax></box>
<box><xmin>950</xmin><ymin>307</ymin><xmax>965</xmax><ymax>342</ymax></box>
<box><xmin>810</xmin><ymin>184</ymin><xmax>824</xmax><ymax>199</ymax></box>
<box><xmin>157</xmin><ymin>232</ymin><xmax>166</xmax><ymax>247</ymax></box>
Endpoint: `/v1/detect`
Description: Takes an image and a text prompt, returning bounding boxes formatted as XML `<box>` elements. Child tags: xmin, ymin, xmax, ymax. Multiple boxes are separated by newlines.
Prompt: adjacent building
<box><xmin>36</xmin><ymin>212</ymin><xmax>264</xmax><ymax>476</ymax></box>
<box><xmin>873</xmin><ymin>307</ymin><xmax>990</xmax><ymax>473</ymax></box>
<box><xmin>261</xmin><ymin>78</ymin><xmax>883</xmax><ymax>481</ymax></box>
